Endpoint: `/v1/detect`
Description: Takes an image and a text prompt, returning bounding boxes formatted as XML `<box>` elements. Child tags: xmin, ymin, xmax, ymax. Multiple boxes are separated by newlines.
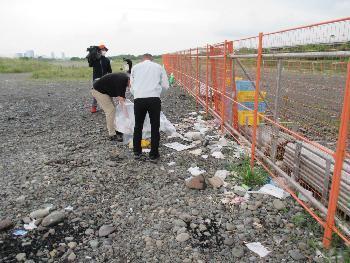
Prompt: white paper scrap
<box><xmin>245</xmin><ymin>242</ymin><xmax>271</xmax><ymax>258</ymax></box>
<box><xmin>164</xmin><ymin>142</ymin><xmax>194</xmax><ymax>151</ymax></box>
<box><xmin>187</xmin><ymin>167</ymin><xmax>206</xmax><ymax>176</ymax></box>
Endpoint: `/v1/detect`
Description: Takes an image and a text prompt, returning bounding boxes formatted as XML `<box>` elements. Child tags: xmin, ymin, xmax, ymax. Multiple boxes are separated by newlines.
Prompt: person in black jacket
<box><xmin>91</xmin><ymin>72</ymin><xmax>129</xmax><ymax>141</ymax></box>
<box><xmin>89</xmin><ymin>44</ymin><xmax>112</xmax><ymax>113</ymax></box>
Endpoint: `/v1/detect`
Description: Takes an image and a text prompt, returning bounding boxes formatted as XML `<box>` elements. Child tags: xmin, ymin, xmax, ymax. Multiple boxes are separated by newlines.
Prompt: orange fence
<box><xmin>163</xmin><ymin>17</ymin><xmax>350</xmax><ymax>248</ymax></box>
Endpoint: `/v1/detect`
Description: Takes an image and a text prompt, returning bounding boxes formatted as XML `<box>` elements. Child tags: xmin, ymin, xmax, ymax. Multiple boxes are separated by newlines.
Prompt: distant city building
<box><xmin>15</xmin><ymin>53</ymin><xmax>24</xmax><ymax>58</ymax></box>
<box><xmin>24</xmin><ymin>50</ymin><xmax>34</xmax><ymax>58</ymax></box>
<box><xmin>51</xmin><ymin>52</ymin><xmax>55</xmax><ymax>59</ymax></box>
<box><xmin>61</xmin><ymin>52</ymin><xmax>65</xmax><ymax>60</ymax></box>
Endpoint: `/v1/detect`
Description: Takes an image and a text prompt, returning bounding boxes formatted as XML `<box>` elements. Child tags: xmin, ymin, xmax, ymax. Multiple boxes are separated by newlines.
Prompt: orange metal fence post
<box><xmin>221</xmin><ymin>41</ymin><xmax>227</xmax><ymax>130</ymax></box>
<box><xmin>250</xmin><ymin>33</ymin><xmax>264</xmax><ymax>170</ymax></box>
<box><xmin>206</xmin><ymin>44</ymin><xmax>209</xmax><ymax>115</ymax></box>
<box><xmin>196</xmin><ymin>47</ymin><xmax>199</xmax><ymax>108</ymax></box>
<box><xmin>323</xmin><ymin>60</ymin><xmax>350</xmax><ymax>248</ymax></box>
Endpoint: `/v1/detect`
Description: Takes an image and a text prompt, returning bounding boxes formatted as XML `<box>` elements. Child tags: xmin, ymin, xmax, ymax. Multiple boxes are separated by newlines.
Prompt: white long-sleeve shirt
<box><xmin>130</xmin><ymin>60</ymin><xmax>169</xmax><ymax>99</ymax></box>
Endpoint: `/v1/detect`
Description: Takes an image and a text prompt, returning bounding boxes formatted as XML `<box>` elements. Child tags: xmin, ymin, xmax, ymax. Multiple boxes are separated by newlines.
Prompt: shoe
<box><xmin>115</xmin><ymin>131</ymin><xmax>123</xmax><ymax>136</ymax></box>
<box><xmin>134</xmin><ymin>153</ymin><xmax>142</xmax><ymax>160</ymax></box>
<box><xmin>109</xmin><ymin>135</ymin><xmax>123</xmax><ymax>142</ymax></box>
<box><xmin>90</xmin><ymin>106</ymin><xmax>97</xmax><ymax>113</ymax></box>
<box><xmin>149</xmin><ymin>154</ymin><xmax>160</xmax><ymax>163</ymax></box>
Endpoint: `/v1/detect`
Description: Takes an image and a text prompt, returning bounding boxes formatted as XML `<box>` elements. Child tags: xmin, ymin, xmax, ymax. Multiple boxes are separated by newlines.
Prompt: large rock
<box><xmin>208</xmin><ymin>176</ymin><xmax>224</xmax><ymax>188</ymax></box>
<box><xmin>98</xmin><ymin>224</ymin><xmax>116</xmax><ymax>237</ymax></box>
<box><xmin>0</xmin><ymin>218</ymin><xmax>13</xmax><ymax>231</ymax></box>
<box><xmin>185</xmin><ymin>175</ymin><xmax>206</xmax><ymax>190</ymax></box>
<box><xmin>16</xmin><ymin>253</ymin><xmax>26</xmax><ymax>262</ymax></box>
<box><xmin>41</xmin><ymin>211</ymin><xmax>65</xmax><ymax>227</ymax></box>
<box><xmin>30</xmin><ymin>208</ymin><xmax>50</xmax><ymax>219</ymax></box>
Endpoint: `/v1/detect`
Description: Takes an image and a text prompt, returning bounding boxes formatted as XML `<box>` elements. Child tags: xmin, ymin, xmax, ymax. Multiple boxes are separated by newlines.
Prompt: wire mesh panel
<box><xmin>162</xmin><ymin>17</ymin><xmax>350</xmax><ymax>247</ymax></box>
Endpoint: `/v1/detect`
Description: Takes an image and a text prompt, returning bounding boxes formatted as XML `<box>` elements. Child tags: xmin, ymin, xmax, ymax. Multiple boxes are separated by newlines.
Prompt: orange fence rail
<box><xmin>163</xmin><ymin>17</ymin><xmax>350</xmax><ymax>248</ymax></box>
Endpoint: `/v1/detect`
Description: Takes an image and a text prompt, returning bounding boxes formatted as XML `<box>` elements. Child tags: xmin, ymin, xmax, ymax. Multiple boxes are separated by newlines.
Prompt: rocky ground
<box><xmin>0</xmin><ymin>73</ymin><xmax>327</xmax><ymax>262</ymax></box>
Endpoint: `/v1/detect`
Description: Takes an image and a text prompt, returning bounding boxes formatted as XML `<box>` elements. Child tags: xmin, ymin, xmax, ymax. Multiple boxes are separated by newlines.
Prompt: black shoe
<box><xmin>115</xmin><ymin>131</ymin><xmax>123</xmax><ymax>136</ymax></box>
<box><xmin>109</xmin><ymin>135</ymin><xmax>123</xmax><ymax>142</ymax></box>
<box><xmin>134</xmin><ymin>153</ymin><xmax>142</xmax><ymax>160</ymax></box>
<box><xmin>149</xmin><ymin>154</ymin><xmax>160</xmax><ymax>163</ymax></box>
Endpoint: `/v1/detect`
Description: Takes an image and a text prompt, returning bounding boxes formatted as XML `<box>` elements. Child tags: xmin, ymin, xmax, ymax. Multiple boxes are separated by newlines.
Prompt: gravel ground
<box><xmin>0</xmin><ymin>73</ymin><xmax>326</xmax><ymax>262</ymax></box>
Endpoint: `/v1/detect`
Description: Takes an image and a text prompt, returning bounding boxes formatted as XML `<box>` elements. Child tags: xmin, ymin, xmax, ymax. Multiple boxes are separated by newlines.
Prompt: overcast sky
<box><xmin>0</xmin><ymin>0</ymin><xmax>349</xmax><ymax>57</ymax></box>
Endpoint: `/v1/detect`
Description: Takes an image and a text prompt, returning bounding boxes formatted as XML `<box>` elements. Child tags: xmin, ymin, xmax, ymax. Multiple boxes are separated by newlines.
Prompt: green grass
<box><xmin>0</xmin><ymin>58</ymin><xmax>132</xmax><ymax>80</ymax></box>
<box><xmin>226</xmin><ymin>157</ymin><xmax>269</xmax><ymax>187</ymax></box>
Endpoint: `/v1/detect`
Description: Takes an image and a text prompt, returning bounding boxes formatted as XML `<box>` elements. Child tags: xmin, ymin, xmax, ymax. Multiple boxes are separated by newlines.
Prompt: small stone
<box><xmin>185</xmin><ymin>175</ymin><xmax>206</xmax><ymax>190</ymax></box>
<box><xmin>232</xmin><ymin>246</ymin><xmax>244</xmax><ymax>257</ymax></box>
<box><xmin>85</xmin><ymin>228</ymin><xmax>94</xmax><ymax>235</ymax></box>
<box><xmin>173</xmin><ymin>219</ymin><xmax>187</xmax><ymax>228</ymax></box>
<box><xmin>49</xmin><ymin>249</ymin><xmax>57</xmax><ymax>258</ymax></box>
<box><xmin>0</xmin><ymin>218</ymin><xmax>13</xmax><ymax>231</ymax></box>
<box><xmin>67</xmin><ymin>252</ymin><xmax>76</xmax><ymax>262</ymax></box>
<box><xmin>156</xmin><ymin>240</ymin><xmax>163</xmax><ymax>248</ymax></box>
<box><xmin>68</xmin><ymin>242</ymin><xmax>77</xmax><ymax>249</ymax></box>
<box><xmin>198</xmin><ymin>224</ymin><xmax>207</xmax><ymax>232</ymax></box>
<box><xmin>224</xmin><ymin>237</ymin><xmax>234</xmax><ymax>246</ymax></box>
<box><xmin>273</xmin><ymin>199</ymin><xmax>285</xmax><ymax>210</ymax></box>
<box><xmin>176</xmin><ymin>233</ymin><xmax>190</xmax><ymax>242</ymax></box>
<box><xmin>98</xmin><ymin>224</ymin><xmax>115</xmax><ymax>237</ymax></box>
<box><xmin>41</xmin><ymin>211</ymin><xmax>65</xmax><ymax>227</ymax></box>
<box><xmin>226</xmin><ymin>223</ymin><xmax>235</xmax><ymax>231</ymax></box>
<box><xmin>30</xmin><ymin>208</ymin><xmax>50</xmax><ymax>219</ymax></box>
<box><xmin>191</xmin><ymin>209</ymin><xmax>199</xmax><ymax>216</ymax></box>
<box><xmin>16</xmin><ymin>253</ymin><xmax>26</xmax><ymax>261</ymax></box>
<box><xmin>289</xmin><ymin>249</ymin><xmax>305</xmax><ymax>260</ymax></box>
<box><xmin>234</xmin><ymin>186</ymin><xmax>246</xmax><ymax>197</ymax></box>
<box><xmin>89</xmin><ymin>239</ymin><xmax>99</xmax><ymax>249</ymax></box>
<box><xmin>177</xmin><ymin>227</ymin><xmax>187</xmax><ymax>235</ymax></box>
<box><xmin>22</xmin><ymin>217</ymin><xmax>31</xmax><ymax>224</ymax></box>
<box><xmin>208</xmin><ymin>176</ymin><xmax>224</xmax><ymax>188</ymax></box>
<box><xmin>48</xmin><ymin>229</ymin><xmax>55</xmax><ymax>235</ymax></box>
<box><xmin>65</xmin><ymin>236</ymin><xmax>74</xmax><ymax>242</ymax></box>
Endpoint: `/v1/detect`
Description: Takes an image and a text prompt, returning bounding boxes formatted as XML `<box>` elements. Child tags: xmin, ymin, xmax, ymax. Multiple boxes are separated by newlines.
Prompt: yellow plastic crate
<box><xmin>237</xmin><ymin>91</ymin><xmax>266</xmax><ymax>102</ymax></box>
<box><xmin>238</xmin><ymin>110</ymin><xmax>263</xmax><ymax>126</ymax></box>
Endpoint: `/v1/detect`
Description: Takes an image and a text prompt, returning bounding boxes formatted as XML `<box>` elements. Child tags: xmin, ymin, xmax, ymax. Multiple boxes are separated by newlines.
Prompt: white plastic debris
<box><xmin>250</xmin><ymin>184</ymin><xmax>289</xmax><ymax>199</ymax></box>
<box><xmin>245</xmin><ymin>242</ymin><xmax>271</xmax><ymax>258</ymax></box>
<box><xmin>164</xmin><ymin>142</ymin><xmax>194</xmax><ymax>151</ymax></box>
<box><xmin>189</xmin><ymin>112</ymin><xmax>198</xmax><ymax>116</ymax></box>
<box><xmin>24</xmin><ymin>220</ymin><xmax>37</xmax><ymax>230</ymax></box>
<box><xmin>189</xmin><ymin>149</ymin><xmax>202</xmax><ymax>156</ymax></box>
<box><xmin>168</xmin><ymin>170</ymin><xmax>175</xmax><ymax>173</ymax></box>
<box><xmin>214</xmin><ymin>170</ymin><xmax>231</xmax><ymax>180</ymax></box>
<box><xmin>142</xmin><ymin>149</ymin><xmax>151</xmax><ymax>153</ymax></box>
<box><xmin>211</xmin><ymin>151</ymin><xmax>225</xmax><ymax>159</ymax></box>
<box><xmin>187</xmin><ymin>167</ymin><xmax>206</xmax><ymax>176</ymax></box>
<box><xmin>64</xmin><ymin>206</ymin><xmax>74</xmax><ymax>211</ymax></box>
<box><xmin>167</xmin><ymin>161</ymin><xmax>176</xmax><ymax>166</ymax></box>
<box><xmin>201</xmin><ymin>155</ymin><xmax>208</xmax><ymax>159</ymax></box>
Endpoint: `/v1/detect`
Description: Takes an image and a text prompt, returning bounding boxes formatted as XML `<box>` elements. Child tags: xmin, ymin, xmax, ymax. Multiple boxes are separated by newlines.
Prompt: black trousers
<box><xmin>133</xmin><ymin>97</ymin><xmax>161</xmax><ymax>156</ymax></box>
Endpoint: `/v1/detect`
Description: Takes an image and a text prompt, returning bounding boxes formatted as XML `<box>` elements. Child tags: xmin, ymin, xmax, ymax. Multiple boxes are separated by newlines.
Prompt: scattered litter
<box><xmin>167</xmin><ymin>162</ymin><xmax>176</xmax><ymax>166</ymax></box>
<box><xmin>142</xmin><ymin>149</ymin><xmax>151</xmax><ymax>153</ymax></box>
<box><xmin>187</xmin><ymin>167</ymin><xmax>206</xmax><ymax>176</ymax></box>
<box><xmin>298</xmin><ymin>189</ymin><xmax>313</xmax><ymax>202</ymax></box>
<box><xmin>64</xmin><ymin>206</ymin><xmax>74</xmax><ymax>211</ymax></box>
<box><xmin>13</xmin><ymin>229</ymin><xmax>27</xmax><ymax>236</ymax></box>
<box><xmin>211</xmin><ymin>151</ymin><xmax>225</xmax><ymax>159</ymax></box>
<box><xmin>184</xmin><ymin>131</ymin><xmax>202</xmax><ymax>141</ymax></box>
<box><xmin>214</xmin><ymin>170</ymin><xmax>230</xmax><ymax>180</ymax></box>
<box><xmin>24</xmin><ymin>220</ymin><xmax>37</xmax><ymax>230</ymax></box>
<box><xmin>201</xmin><ymin>155</ymin><xmax>208</xmax><ymax>159</ymax></box>
<box><xmin>245</xmin><ymin>242</ymin><xmax>271</xmax><ymax>258</ymax></box>
<box><xmin>189</xmin><ymin>148</ymin><xmax>202</xmax><ymax>156</ymax></box>
<box><xmin>249</xmin><ymin>184</ymin><xmax>289</xmax><ymax>199</ymax></box>
<box><xmin>168</xmin><ymin>170</ymin><xmax>175</xmax><ymax>173</ymax></box>
<box><xmin>164</xmin><ymin>142</ymin><xmax>194</xmax><ymax>152</ymax></box>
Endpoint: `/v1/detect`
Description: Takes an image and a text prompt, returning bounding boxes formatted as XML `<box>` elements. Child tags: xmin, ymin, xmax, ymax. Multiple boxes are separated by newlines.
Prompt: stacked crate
<box><xmin>236</xmin><ymin>80</ymin><xmax>267</xmax><ymax>125</ymax></box>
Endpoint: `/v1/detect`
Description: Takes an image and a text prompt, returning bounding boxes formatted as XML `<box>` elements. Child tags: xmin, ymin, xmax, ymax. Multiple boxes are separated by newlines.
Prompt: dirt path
<box><xmin>0</xmin><ymin>74</ymin><xmax>325</xmax><ymax>262</ymax></box>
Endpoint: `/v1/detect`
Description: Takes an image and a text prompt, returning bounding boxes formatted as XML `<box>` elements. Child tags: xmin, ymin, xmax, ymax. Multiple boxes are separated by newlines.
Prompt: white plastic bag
<box><xmin>115</xmin><ymin>99</ymin><xmax>176</xmax><ymax>140</ymax></box>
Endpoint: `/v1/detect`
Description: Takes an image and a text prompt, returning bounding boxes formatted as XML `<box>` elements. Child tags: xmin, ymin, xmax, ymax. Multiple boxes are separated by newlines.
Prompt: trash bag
<box><xmin>115</xmin><ymin>99</ymin><xmax>176</xmax><ymax>142</ymax></box>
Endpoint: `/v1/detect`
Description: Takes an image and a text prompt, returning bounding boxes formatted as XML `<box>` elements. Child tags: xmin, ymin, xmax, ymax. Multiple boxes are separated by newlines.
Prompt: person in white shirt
<box><xmin>130</xmin><ymin>53</ymin><xmax>169</xmax><ymax>162</ymax></box>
